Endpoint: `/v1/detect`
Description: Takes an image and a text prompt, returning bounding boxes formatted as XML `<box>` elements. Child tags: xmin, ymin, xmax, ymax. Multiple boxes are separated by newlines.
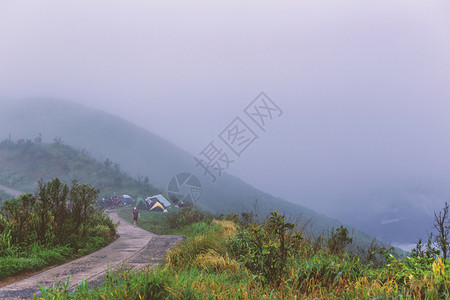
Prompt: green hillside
<box><xmin>0</xmin><ymin>98</ymin><xmax>384</xmax><ymax>247</ymax></box>
<box><xmin>0</xmin><ymin>139</ymin><xmax>160</xmax><ymax>199</ymax></box>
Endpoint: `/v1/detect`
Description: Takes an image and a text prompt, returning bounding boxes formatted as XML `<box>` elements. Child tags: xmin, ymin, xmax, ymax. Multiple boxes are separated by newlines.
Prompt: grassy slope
<box><xmin>118</xmin><ymin>207</ymin><xmax>182</xmax><ymax>235</ymax></box>
<box><xmin>39</xmin><ymin>215</ymin><xmax>450</xmax><ymax>299</ymax></box>
<box><xmin>0</xmin><ymin>98</ymin><xmax>385</xmax><ymax>249</ymax></box>
<box><xmin>0</xmin><ymin>141</ymin><xmax>160</xmax><ymax>198</ymax></box>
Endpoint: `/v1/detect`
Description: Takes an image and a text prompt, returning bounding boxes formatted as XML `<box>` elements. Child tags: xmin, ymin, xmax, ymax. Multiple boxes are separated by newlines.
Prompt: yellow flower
<box><xmin>431</xmin><ymin>257</ymin><xmax>445</xmax><ymax>278</ymax></box>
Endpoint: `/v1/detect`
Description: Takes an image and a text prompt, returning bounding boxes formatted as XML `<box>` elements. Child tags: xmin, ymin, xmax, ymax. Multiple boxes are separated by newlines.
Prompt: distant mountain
<box><xmin>0</xmin><ymin>97</ymin><xmax>388</xmax><ymax>247</ymax></box>
<box><xmin>337</xmin><ymin>195</ymin><xmax>433</xmax><ymax>246</ymax></box>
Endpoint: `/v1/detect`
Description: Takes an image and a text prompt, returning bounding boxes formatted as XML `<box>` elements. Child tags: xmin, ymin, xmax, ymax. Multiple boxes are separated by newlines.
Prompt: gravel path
<box><xmin>0</xmin><ymin>210</ymin><xmax>184</xmax><ymax>299</ymax></box>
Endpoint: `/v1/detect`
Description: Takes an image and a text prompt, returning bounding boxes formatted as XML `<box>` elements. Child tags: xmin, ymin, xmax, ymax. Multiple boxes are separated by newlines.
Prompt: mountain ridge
<box><xmin>0</xmin><ymin>97</ymin><xmax>387</xmax><ymax>247</ymax></box>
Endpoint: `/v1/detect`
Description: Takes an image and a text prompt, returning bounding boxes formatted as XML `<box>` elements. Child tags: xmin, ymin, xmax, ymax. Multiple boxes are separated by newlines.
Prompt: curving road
<box><xmin>0</xmin><ymin>210</ymin><xmax>184</xmax><ymax>299</ymax></box>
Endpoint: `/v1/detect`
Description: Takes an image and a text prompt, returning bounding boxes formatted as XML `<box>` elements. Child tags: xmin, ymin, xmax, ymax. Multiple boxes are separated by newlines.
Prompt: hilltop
<box><xmin>0</xmin><ymin>98</ymin><xmax>386</xmax><ymax>247</ymax></box>
<box><xmin>0</xmin><ymin>139</ymin><xmax>159</xmax><ymax>199</ymax></box>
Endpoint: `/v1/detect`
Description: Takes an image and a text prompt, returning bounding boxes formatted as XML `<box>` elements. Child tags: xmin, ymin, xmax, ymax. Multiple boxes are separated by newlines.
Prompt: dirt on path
<box><xmin>0</xmin><ymin>210</ymin><xmax>184</xmax><ymax>299</ymax></box>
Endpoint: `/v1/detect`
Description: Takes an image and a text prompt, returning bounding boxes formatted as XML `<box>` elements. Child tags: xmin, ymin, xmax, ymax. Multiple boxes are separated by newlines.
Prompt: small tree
<box><xmin>227</xmin><ymin>211</ymin><xmax>301</xmax><ymax>287</ymax></box>
<box><xmin>53</xmin><ymin>136</ymin><xmax>63</xmax><ymax>144</ymax></box>
<box><xmin>69</xmin><ymin>180</ymin><xmax>99</xmax><ymax>233</ymax></box>
<box><xmin>411</xmin><ymin>236</ymin><xmax>440</xmax><ymax>259</ymax></box>
<box><xmin>414</xmin><ymin>202</ymin><xmax>450</xmax><ymax>260</ymax></box>
<box><xmin>432</xmin><ymin>202</ymin><xmax>449</xmax><ymax>260</ymax></box>
<box><xmin>328</xmin><ymin>225</ymin><xmax>352</xmax><ymax>254</ymax></box>
<box><xmin>104</xmin><ymin>158</ymin><xmax>112</xmax><ymax>169</ymax></box>
<box><xmin>0</xmin><ymin>194</ymin><xmax>37</xmax><ymax>245</ymax></box>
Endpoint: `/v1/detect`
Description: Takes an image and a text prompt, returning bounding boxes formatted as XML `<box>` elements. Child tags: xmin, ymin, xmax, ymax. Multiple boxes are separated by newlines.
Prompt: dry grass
<box><xmin>194</xmin><ymin>249</ymin><xmax>241</xmax><ymax>273</ymax></box>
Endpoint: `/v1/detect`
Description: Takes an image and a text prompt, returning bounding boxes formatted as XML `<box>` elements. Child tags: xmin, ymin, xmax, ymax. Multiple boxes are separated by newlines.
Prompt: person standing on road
<box><xmin>132</xmin><ymin>207</ymin><xmax>140</xmax><ymax>228</ymax></box>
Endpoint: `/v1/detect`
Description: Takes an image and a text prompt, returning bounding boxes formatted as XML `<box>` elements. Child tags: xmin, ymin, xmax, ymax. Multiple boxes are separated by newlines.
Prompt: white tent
<box><xmin>145</xmin><ymin>194</ymin><xmax>171</xmax><ymax>207</ymax></box>
<box><xmin>121</xmin><ymin>194</ymin><xmax>134</xmax><ymax>205</ymax></box>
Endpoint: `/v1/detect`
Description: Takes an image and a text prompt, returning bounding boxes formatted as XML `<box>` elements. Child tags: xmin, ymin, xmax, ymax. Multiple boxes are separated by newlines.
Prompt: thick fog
<box><xmin>1</xmin><ymin>1</ymin><xmax>450</xmax><ymax>228</ymax></box>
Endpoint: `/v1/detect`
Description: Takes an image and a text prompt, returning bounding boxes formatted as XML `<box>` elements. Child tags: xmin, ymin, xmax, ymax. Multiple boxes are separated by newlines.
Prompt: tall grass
<box><xmin>37</xmin><ymin>211</ymin><xmax>450</xmax><ymax>299</ymax></box>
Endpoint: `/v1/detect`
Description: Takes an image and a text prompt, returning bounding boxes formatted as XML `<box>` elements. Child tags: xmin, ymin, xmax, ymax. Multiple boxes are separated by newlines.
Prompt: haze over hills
<box><xmin>1</xmin><ymin>1</ymin><xmax>450</xmax><ymax>256</ymax></box>
<box><xmin>0</xmin><ymin>97</ymin><xmax>388</xmax><ymax>248</ymax></box>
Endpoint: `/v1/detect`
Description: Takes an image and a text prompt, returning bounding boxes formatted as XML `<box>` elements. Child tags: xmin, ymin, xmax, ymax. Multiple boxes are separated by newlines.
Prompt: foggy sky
<box><xmin>1</xmin><ymin>0</ymin><xmax>450</xmax><ymax>218</ymax></box>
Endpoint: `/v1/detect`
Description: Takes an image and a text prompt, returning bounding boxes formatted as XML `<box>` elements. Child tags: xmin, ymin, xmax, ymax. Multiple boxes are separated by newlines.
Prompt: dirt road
<box><xmin>0</xmin><ymin>210</ymin><xmax>184</xmax><ymax>299</ymax></box>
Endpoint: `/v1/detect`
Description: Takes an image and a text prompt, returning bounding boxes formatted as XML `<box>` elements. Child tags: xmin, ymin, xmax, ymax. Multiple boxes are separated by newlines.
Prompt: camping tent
<box><xmin>121</xmin><ymin>194</ymin><xmax>134</xmax><ymax>205</ymax></box>
<box><xmin>145</xmin><ymin>194</ymin><xmax>171</xmax><ymax>207</ymax></box>
<box><xmin>136</xmin><ymin>200</ymin><xmax>148</xmax><ymax>210</ymax></box>
<box><xmin>148</xmin><ymin>200</ymin><xmax>165</xmax><ymax>212</ymax></box>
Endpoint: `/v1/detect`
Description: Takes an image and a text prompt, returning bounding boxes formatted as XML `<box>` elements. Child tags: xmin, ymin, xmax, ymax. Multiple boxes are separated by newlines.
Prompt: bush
<box><xmin>0</xmin><ymin>178</ymin><xmax>118</xmax><ymax>279</ymax></box>
<box><xmin>0</xmin><ymin>225</ymin><xmax>17</xmax><ymax>257</ymax></box>
<box><xmin>167</xmin><ymin>207</ymin><xmax>210</xmax><ymax>229</ymax></box>
<box><xmin>29</xmin><ymin>243</ymin><xmax>70</xmax><ymax>265</ymax></box>
<box><xmin>295</xmin><ymin>252</ymin><xmax>368</xmax><ymax>293</ymax></box>
<box><xmin>327</xmin><ymin>225</ymin><xmax>353</xmax><ymax>255</ymax></box>
<box><xmin>227</xmin><ymin>211</ymin><xmax>303</xmax><ymax>286</ymax></box>
<box><xmin>0</xmin><ymin>257</ymin><xmax>43</xmax><ymax>280</ymax></box>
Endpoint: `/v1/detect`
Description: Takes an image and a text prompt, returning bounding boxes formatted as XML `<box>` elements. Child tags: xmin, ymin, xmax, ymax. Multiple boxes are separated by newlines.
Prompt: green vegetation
<box><xmin>38</xmin><ymin>208</ymin><xmax>449</xmax><ymax>299</ymax></box>
<box><xmin>0</xmin><ymin>178</ymin><xmax>117</xmax><ymax>280</ymax></box>
<box><xmin>118</xmin><ymin>206</ymin><xmax>212</xmax><ymax>235</ymax></box>
<box><xmin>0</xmin><ymin>98</ymin><xmax>387</xmax><ymax>248</ymax></box>
<box><xmin>411</xmin><ymin>202</ymin><xmax>450</xmax><ymax>262</ymax></box>
<box><xmin>0</xmin><ymin>139</ymin><xmax>160</xmax><ymax>198</ymax></box>
<box><xmin>0</xmin><ymin>135</ymin><xmax>390</xmax><ymax>255</ymax></box>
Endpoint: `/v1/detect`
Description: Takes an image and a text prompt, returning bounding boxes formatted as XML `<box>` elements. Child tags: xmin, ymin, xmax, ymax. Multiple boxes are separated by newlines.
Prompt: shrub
<box><xmin>88</xmin><ymin>224</ymin><xmax>113</xmax><ymax>241</ymax></box>
<box><xmin>0</xmin><ymin>226</ymin><xmax>16</xmax><ymax>257</ymax></box>
<box><xmin>167</xmin><ymin>207</ymin><xmax>210</xmax><ymax>229</ymax></box>
<box><xmin>327</xmin><ymin>225</ymin><xmax>353</xmax><ymax>255</ymax></box>
<box><xmin>29</xmin><ymin>243</ymin><xmax>67</xmax><ymax>264</ymax></box>
<box><xmin>295</xmin><ymin>252</ymin><xmax>368</xmax><ymax>293</ymax></box>
<box><xmin>0</xmin><ymin>257</ymin><xmax>44</xmax><ymax>280</ymax></box>
<box><xmin>227</xmin><ymin>211</ymin><xmax>303</xmax><ymax>286</ymax></box>
<box><xmin>0</xmin><ymin>178</ymin><xmax>118</xmax><ymax>279</ymax></box>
